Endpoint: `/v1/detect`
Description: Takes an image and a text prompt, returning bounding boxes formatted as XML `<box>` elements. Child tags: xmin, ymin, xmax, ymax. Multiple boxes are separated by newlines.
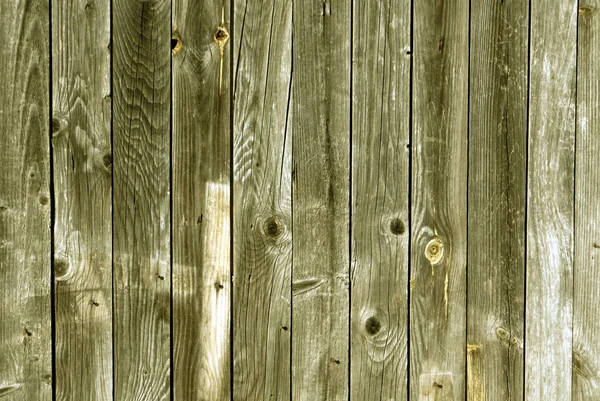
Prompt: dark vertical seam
<box><xmin>572</xmin><ymin>0</ymin><xmax>579</xmax><ymax>396</ymax></box>
<box><xmin>48</xmin><ymin>0</ymin><xmax>56</xmax><ymax>399</ymax></box>
<box><xmin>407</xmin><ymin>0</ymin><xmax>414</xmax><ymax>398</ymax></box>
<box><xmin>465</xmin><ymin>0</ymin><xmax>471</xmax><ymax>400</ymax></box>
<box><xmin>230</xmin><ymin>0</ymin><xmax>235</xmax><ymax>398</ymax></box>
<box><xmin>109</xmin><ymin>0</ymin><xmax>115</xmax><ymax>398</ymax></box>
<box><xmin>348</xmin><ymin>0</ymin><xmax>353</xmax><ymax>398</ymax></box>
<box><xmin>169</xmin><ymin>0</ymin><xmax>174</xmax><ymax>399</ymax></box>
<box><xmin>523</xmin><ymin>0</ymin><xmax>532</xmax><ymax>396</ymax></box>
<box><xmin>289</xmin><ymin>7</ymin><xmax>294</xmax><ymax>400</ymax></box>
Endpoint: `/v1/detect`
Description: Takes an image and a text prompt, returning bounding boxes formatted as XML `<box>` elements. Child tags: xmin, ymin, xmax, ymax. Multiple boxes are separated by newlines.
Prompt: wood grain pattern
<box><xmin>0</xmin><ymin>1</ymin><xmax>52</xmax><ymax>400</ymax></box>
<box><xmin>573</xmin><ymin>2</ymin><xmax>600</xmax><ymax>399</ymax></box>
<box><xmin>350</xmin><ymin>0</ymin><xmax>410</xmax><ymax>399</ymax></box>
<box><xmin>112</xmin><ymin>0</ymin><xmax>171</xmax><ymax>399</ymax></box>
<box><xmin>410</xmin><ymin>0</ymin><xmax>469</xmax><ymax>400</ymax></box>
<box><xmin>292</xmin><ymin>0</ymin><xmax>350</xmax><ymax>399</ymax></box>
<box><xmin>232</xmin><ymin>0</ymin><xmax>292</xmax><ymax>399</ymax></box>
<box><xmin>51</xmin><ymin>0</ymin><xmax>112</xmax><ymax>399</ymax></box>
<box><xmin>172</xmin><ymin>0</ymin><xmax>231</xmax><ymax>399</ymax></box>
<box><xmin>526</xmin><ymin>0</ymin><xmax>576</xmax><ymax>399</ymax></box>
<box><xmin>467</xmin><ymin>0</ymin><xmax>528</xmax><ymax>399</ymax></box>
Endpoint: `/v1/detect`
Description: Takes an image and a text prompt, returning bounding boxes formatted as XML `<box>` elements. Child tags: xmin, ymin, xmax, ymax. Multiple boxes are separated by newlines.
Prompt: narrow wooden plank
<box><xmin>467</xmin><ymin>0</ymin><xmax>528</xmax><ymax>399</ymax></box>
<box><xmin>51</xmin><ymin>0</ymin><xmax>112</xmax><ymax>399</ymax></box>
<box><xmin>526</xmin><ymin>1</ymin><xmax>577</xmax><ymax>399</ymax></box>
<box><xmin>410</xmin><ymin>0</ymin><xmax>469</xmax><ymax>399</ymax></box>
<box><xmin>232</xmin><ymin>0</ymin><xmax>292</xmax><ymax>398</ymax></box>
<box><xmin>113</xmin><ymin>0</ymin><xmax>171</xmax><ymax>399</ymax></box>
<box><xmin>573</xmin><ymin>2</ymin><xmax>600</xmax><ymax>399</ymax></box>
<box><xmin>350</xmin><ymin>0</ymin><xmax>410</xmax><ymax>399</ymax></box>
<box><xmin>0</xmin><ymin>1</ymin><xmax>52</xmax><ymax>400</ymax></box>
<box><xmin>172</xmin><ymin>0</ymin><xmax>231</xmax><ymax>399</ymax></box>
<box><xmin>292</xmin><ymin>0</ymin><xmax>350</xmax><ymax>399</ymax></box>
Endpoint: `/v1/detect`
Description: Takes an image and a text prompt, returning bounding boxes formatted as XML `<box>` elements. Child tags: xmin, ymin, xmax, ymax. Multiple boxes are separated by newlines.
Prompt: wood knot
<box><xmin>102</xmin><ymin>153</ymin><xmax>112</xmax><ymax>169</ymax></box>
<box><xmin>171</xmin><ymin>35</ymin><xmax>183</xmax><ymax>55</ymax></box>
<box><xmin>364</xmin><ymin>316</ymin><xmax>381</xmax><ymax>335</ymax></box>
<box><xmin>214</xmin><ymin>26</ymin><xmax>229</xmax><ymax>47</ymax></box>
<box><xmin>51</xmin><ymin>117</ymin><xmax>61</xmax><ymax>134</ymax></box>
<box><xmin>263</xmin><ymin>216</ymin><xmax>282</xmax><ymax>237</ymax></box>
<box><xmin>38</xmin><ymin>194</ymin><xmax>49</xmax><ymax>205</ymax></box>
<box><xmin>390</xmin><ymin>218</ymin><xmax>405</xmax><ymax>235</ymax></box>
<box><xmin>54</xmin><ymin>257</ymin><xmax>70</xmax><ymax>280</ymax></box>
<box><xmin>579</xmin><ymin>4</ymin><xmax>594</xmax><ymax>14</ymax></box>
<box><xmin>425</xmin><ymin>237</ymin><xmax>444</xmax><ymax>265</ymax></box>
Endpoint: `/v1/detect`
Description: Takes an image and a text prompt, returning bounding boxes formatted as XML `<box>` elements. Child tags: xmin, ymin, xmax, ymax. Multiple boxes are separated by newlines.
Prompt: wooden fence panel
<box><xmin>574</xmin><ymin>1</ymin><xmax>600</xmax><ymax>399</ymax></box>
<box><xmin>172</xmin><ymin>1</ymin><xmax>231</xmax><ymax>399</ymax></box>
<box><xmin>112</xmin><ymin>0</ymin><xmax>171</xmax><ymax>399</ymax></box>
<box><xmin>526</xmin><ymin>0</ymin><xmax>577</xmax><ymax>400</ymax></box>
<box><xmin>292</xmin><ymin>0</ymin><xmax>351</xmax><ymax>399</ymax></box>
<box><xmin>0</xmin><ymin>1</ymin><xmax>52</xmax><ymax>400</ymax></box>
<box><xmin>51</xmin><ymin>0</ymin><xmax>113</xmax><ymax>399</ymax></box>
<box><xmin>351</xmin><ymin>0</ymin><xmax>410</xmax><ymax>399</ymax></box>
<box><xmin>467</xmin><ymin>0</ymin><xmax>528</xmax><ymax>399</ymax></box>
<box><xmin>410</xmin><ymin>0</ymin><xmax>469</xmax><ymax>400</ymax></box>
<box><xmin>232</xmin><ymin>0</ymin><xmax>292</xmax><ymax>399</ymax></box>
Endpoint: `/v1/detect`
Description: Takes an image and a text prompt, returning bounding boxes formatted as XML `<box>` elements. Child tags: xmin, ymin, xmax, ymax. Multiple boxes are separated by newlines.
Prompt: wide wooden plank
<box><xmin>232</xmin><ymin>0</ymin><xmax>292</xmax><ymax>399</ymax></box>
<box><xmin>573</xmin><ymin>2</ymin><xmax>600</xmax><ymax>399</ymax></box>
<box><xmin>350</xmin><ymin>0</ymin><xmax>410</xmax><ymax>399</ymax></box>
<box><xmin>467</xmin><ymin>0</ymin><xmax>528</xmax><ymax>399</ymax></box>
<box><xmin>51</xmin><ymin>0</ymin><xmax>112</xmax><ymax>399</ymax></box>
<box><xmin>292</xmin><ymin>0</ymin><xmax>350</xmax><ymax>399</ymax></box>
<box><xmin>0</xmin><ymin>1</ymin><xmax>52</xmax><ymax>400</ymax></box>
<box><xmin>410</xmin><ymin>0</ymin><xmax>469</xmax><ymax>400</ymax></box>
<box><xmin>526</xmin><ymin>0</ymin><xmax>576</xmax><ymax>399</ymax></box>
<box><xmin>112</xmin><ymin>0</ymin><xmax>171</xmax><ymax>399</ymax></box>
<box><xmin>172</xmin><ymin>1</ymin><xmax>231</xmax><ymax>399</ymax></box>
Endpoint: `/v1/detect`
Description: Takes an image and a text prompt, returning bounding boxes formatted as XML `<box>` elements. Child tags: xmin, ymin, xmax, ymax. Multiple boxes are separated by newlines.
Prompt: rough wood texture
<box><xmin>574</xmin><ymin>2</ymin><xmax>600</xmax><ymax>399</ymax></box>
<box><xmin>51</xmin><ymin>0</ymin><xmax>112</xmax><ymax>399</ymax></box>
<box><xmin>0</xmin><ymin>1</ymin><xmax>52</xmax><ymax>400</ymax></box>
<box><xmin>172</xmin><ymin>1</ymin><xmax>231</xmax><ymax>400</ymax></box>
<box><xmin>112</xmin><ymin>0</ymin><xmax>171</xmax><ymax>399</ymax></box>
<box><xmin>292</xmin><ymin>0</ymin><xmax>350</xmax><ymax>399</ymax></box>
<box><xmin>410</xmin><ymin>0</ymin><xmax>469</xmax><ymax>400</ymax></box>
<box><xmin>232</xmin><ymin>0</ymin><xmax>292</xmax><ymax>399</ymax></box>
<box><xmin>350</xmin><ymin>0</ymin><xmax>410</xmax><ymax>399</ymax></box>
<box><xmin>526</xmin><ymin>1</ymin><xmax>576</xmax><ymax>400</ymax></box>
<box><xmin>467</xmin><ymin>0</ymin><xmax>527</xmax><ymax>399</ymax></box>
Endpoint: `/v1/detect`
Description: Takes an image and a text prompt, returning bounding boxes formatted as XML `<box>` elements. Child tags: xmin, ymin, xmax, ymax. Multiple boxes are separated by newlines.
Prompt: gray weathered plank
<box><xmin>573</xmin><ymin>2</ymin><xmax>600</xmax><ymax>399</ymax></box>
<box><xmin>350</xmin><ymin>0</ymin><xmax>410</xmax><ymax>399</ymax></box>
<box><xmin>526</xmin><ymin>0</ymin><xmax>577</xmax><ymax>399</ymax></box>
<box><xmin>0</xmin><ymin>1</ymin><xmax>52</xmax><ymax>400</ymax></box>
<box><xmin>410</xmin><ymin>0</ymin><xmax>469</xmax><ymax>399</ymax></box>
<box><xmin>51</xmin><ymin>0</ymin><xmax>112</xmax><ymax>399</ymax></box>
<box><xmin>232</xmin><ymin>0</ymin><xmax>292</xmax><ymax>398</ymax></box>
<box><xmin>172</xmin><ymin>0</ymin><xmax>231</xmax><ymax>399</ymax></box>
<box><xmin>467</xmin><ymin>0</ymin><xmax>528</xmax><ymax>399</ymax></box>
<box><xmin>292</xmin><ymin>0</ymin><xmax>350</xmax><ymax>399</ymax></box>
<box><xmin>112</xmin><ymin>0</ymin><xmax>171</xmax><ymax>399</ymax></box>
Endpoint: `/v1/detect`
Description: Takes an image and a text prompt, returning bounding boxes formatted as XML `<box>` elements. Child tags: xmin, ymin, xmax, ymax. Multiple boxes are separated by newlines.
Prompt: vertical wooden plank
<box><xmin>410</xmin><ymin>0</ymin><xmax>469</xmax><ymax>399</ymax></box>
<box><xmin>51</xmin><ymin>0</ymin><xmax>112</xmax><ymax>399</ymax></box>
<box><xmin>292</xmin><ymin>0</ymin><xmax>350</xmax><ymax>399</ymax></box>
<box><xmin>526</xmin><ymin>0</ymin><xmax>576</xmax><ymax>400</ymax></box>
<box><xmin>232</xmin><ymin>0</ymin><xmax>292</xmax><ymax>398</ymax></box>
<box><xmin>113</xmin><ymin>0</ymin><xmax>171</xmax><ymax>399</ymax></box>
<box><xmin>573</xmin><ymin>2</ymin><xmax>600</xmax><ymax>399</ymax></box>
<box><xmin>350</xmin><ymin>0</ymin><xmax>410</xmax><ymax>399</ymax></box>
<box><xmin>0</xmin><ymin>0</ymin><xmax>52</xmax><ymax>400</ymax></box>
<box><xmin>467</xmin><ymin>0</ymin><xmax>528</xmax><ymax>399</ymax></box>
<box><xmin>172</xmin><ymin>0</ymin><xmax>231</xmax><ymax>399</ymax></box>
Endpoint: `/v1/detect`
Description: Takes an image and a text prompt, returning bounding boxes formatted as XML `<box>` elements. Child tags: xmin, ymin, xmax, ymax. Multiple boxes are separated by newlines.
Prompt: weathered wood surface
<box><xmin>172</xmin><ymin>1</ymin><xmax>231</xmax><ymax>400</ymax></box>
<box><xmin>112</xmin><ymin>0</ymin><xmax>171</xmax><ymax>399</ymax></box>
<box><xmin>292</xmin><ymin>0</ymin><xmax>351</xmax><ymax>399</ymax></box>
<box><xmin>574</xmin><ymin>2</ymin><xmax>600</xmax><ymax>399</ymax></box>
<box><xmin>351</xmin><ymin>0</ymin><xmax>410</xmax><ymax>399</ymax></box>
<box><xmin>467</xmin><ymin>0</ymin><xmax>528</xmax><ymax>399</ymax></box>
<box><xmin>232</xmin><ymin>0</ymin><xmax>292</xmax><ymax>399</ymax></box>
<box><xmin>526</xmin><ymin>0</ymin><xmax>577</xmax><ymax>400</ymax></box>
<box><xmin>51</xmin><ymin>0</ymin><xmax>112</xmax><ymax>399</ymax></box>
<box><xmin>0</xmin><ymin>1</ymin><xmax>52</xmax><ymax>400</ymax></box>
<box><xmin>410</xmin><ymin>0</ymin><xmax>469</xmax><ymax>400</ymax></box>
